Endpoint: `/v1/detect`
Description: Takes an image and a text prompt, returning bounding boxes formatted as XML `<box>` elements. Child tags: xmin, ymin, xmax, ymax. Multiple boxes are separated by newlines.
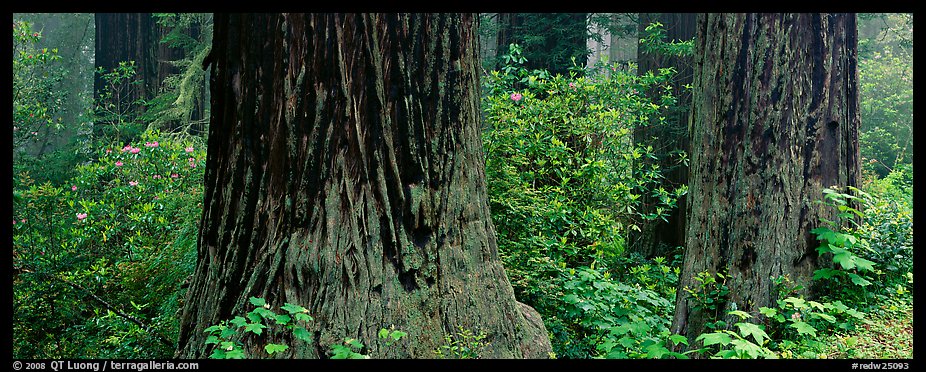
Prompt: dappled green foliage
<box><xmin>482</xmin><ymin>45</ymin><xmax>686</xmax><ymax>358</ymax></box>
<box><xmin>13</xmin><ymin>132</ymin><xmax>205</xmax><ymax>358</ymax></box>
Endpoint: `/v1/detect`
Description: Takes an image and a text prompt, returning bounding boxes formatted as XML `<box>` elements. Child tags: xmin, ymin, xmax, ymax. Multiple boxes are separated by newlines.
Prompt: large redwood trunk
<box><xmin>672</xmin><ymin>13</ymin><xmax>860</xmax><ymax>347</ymax></box>
<box><xmin>176</xmin><ymin>13</ymin><xmax>550</xmax><ymax>359</ymax></box>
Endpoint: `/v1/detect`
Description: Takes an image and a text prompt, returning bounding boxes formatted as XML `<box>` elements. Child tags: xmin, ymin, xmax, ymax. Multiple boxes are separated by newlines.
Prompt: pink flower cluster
<box><xmin>76</xmin><ymin>213</ymin><xmax>87</xmax><ymax>221</ymax></box>
<box><xmin>144</xmin><ymin>141</ymin><xmax>159</xmax><ymax>148</ymax></box>
<box><xmin>122</xmin><ymin>145</ymin><xmax>141</xmax><ymax>154</ymax></box>
<box><xmin>129</xmin><ymin>181</ymin><xmax>138</xmax><ymax>186</ymax></box>
<box><xmin>510</xmin><ymin>92</ymin><xmax>523</xmax><ymax>102</ymax></box>
<box><xmin>171</xmin><ymin>173</ymin><xmax>179</xmax><ymax>179</ymax></box>
<box><xmin>71</xmin><ymin>185</ymin><xmax>77</xmax><ymax>191</ymax></box>
<box><xmin>115</xmin><ymin>161</ymin><xmax>123</xmax><ymax>167</ymax></box>
<box><xmin>185</xmin><ymin>146</ymin><xmax>194</xmax><ymax>153</ymax></box>
<box><xmin>189</xmin><ymin>157</ymin><xmax>197</xmax><ymax>168</ymax></box>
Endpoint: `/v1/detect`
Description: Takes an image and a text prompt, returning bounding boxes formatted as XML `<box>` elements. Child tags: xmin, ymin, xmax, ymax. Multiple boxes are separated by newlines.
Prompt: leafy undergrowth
<box><xmin>824</xmin><ymin>303</ymin><xmax>913</xmax><ymax>359</ymax></box>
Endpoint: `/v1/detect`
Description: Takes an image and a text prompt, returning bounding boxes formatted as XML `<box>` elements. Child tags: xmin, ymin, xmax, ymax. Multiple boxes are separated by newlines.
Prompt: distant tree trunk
<box><xmin>176</xmin><ymin>13</ymin><xmax>551</xmax><ymax>359</ymax></box>
<box><xmin>94</xmin><ymin>13</ymin><xmax>157</xmax><ymax>116</ymax></box>
<box><xmin>495</xmin><ymin>13</ymin><xmax>588</xmax><ymax>75</ymax></box>
<box><xmin>672</xmin><ymin>13</ymin><xmax>860</xmax><ymax>346</ymax></box>
<box><xmin>631</xmin><ymin>13</ymin><xmax>696</xmax><ymax>258</ymax></box>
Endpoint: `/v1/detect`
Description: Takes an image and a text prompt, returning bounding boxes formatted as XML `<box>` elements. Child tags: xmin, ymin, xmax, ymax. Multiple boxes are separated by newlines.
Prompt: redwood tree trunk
<box><xmin>672</xmin><ymin>13</ymin><xmax>860</xmax><ymax>346</ymax></box>
<box><xmin>94</xmin><ymin>13</ymin><xmax>157</xmax><ymax>114</ymax></box>
<box><xmin>176</xmin><ymin>13</ymin><xmax>551</xmax><ymax>359</ymax></box>
<box><xmin>632</xmin><ymin>13</ymin><xmax>696</xmax><ymax>258</ymax></box>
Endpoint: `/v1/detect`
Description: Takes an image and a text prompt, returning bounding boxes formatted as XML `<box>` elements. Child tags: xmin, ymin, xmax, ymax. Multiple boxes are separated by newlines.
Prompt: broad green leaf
<box><xmin>783</xmin><ymin>297</ymin><xmax>807</xmax><ymax>310</ymax></box>
<box><xmin>848</xmin><ymin>273</ymin><xmax>871</xmax><ymax>286</ymax></box>
<box><xmin>220</xmin><ymin>327</ymin><xmax>237</xmax><ymax>339</ymax></box>
<box><xmin>204</xmin><ymin>325</ymin><xmax>224</xmax><ymax>334</ymax></box>
<box><xmin>812</xmin><ymin>312</ymin><xmax>836</xmax><ymax>323</ymax></box>
<box><xmin>813</xmin><ymin>268</ymin><xmax>841</xmax><ymax>280</ymax></box>
<box><xmin>735</xmin><ymin>322</ymin><xmax>769</xmax><ymax>345</ymax></box>
<box><xmin>265</xmin><ymin>343</ymin><xmax>289</xmax><ymax>355</ymax></box>
<box><xmin>253</xmin><ymin>307</ymin><xmax>276</xmax><ymax>319</ymax></box>
<box><xmin>728</xmin><ymin>310</ymin><xmax>751</xmax><ymax>320</ymax></box>
<box><xmin>244</xmin><ymin>322</ymin><xmax>267</xmax><ymax>335</ymax></box>
<box><xmin>294</xmin><ymin>313</ymin><xmax>314</xmax><ymax>322</ymax></box>
<box><xmin>758</xmin><ymin>307</ymin><xmax>777</xmax><ymax>318</ymax></box>
<box><xmin>695</xmin><ymin>332</ymin><xmax>732</xmax><ymax>347</ymax></box>
<box><xmin>210</xmin><ymin>349</ymin><xmax>226</xmax><ymax>359</ymax></box>
<box><xmin>854</xmin><ymin>257</ymin><xmax>876</xmax><ymax>272</ymax></box>
<box><xmin>730</xmin><ymin>339</ymin><xmax>762</xmax><ymax>358</ymax></box>
<box><xmin>225</xmin><ymin>349</ymin><xmax>246</xmax><ymax>359</ymax></box>
<box><xmin>833</xmin><ymin>251</ymin><xmax>855</xmax><ymax>270</ymax></box>
<box><xmin>644</xmin><ymin>343</ymin><xmax>667</xmax><ymax>359</ymax></box>
<box><xmin>281</xmin><ymin>302</ymin><xmax>309</xmax><ymax>314</ymax></box>
<box><xmin>619</xmin><ymin>336</ymin><xmax>636</xmax><ymax>348</ymax></box>
<box><xmin>807</xmin><ymin>301</ymin><xmax>825</xmax><ymax>311</ymax></box>
<box><xmin>293</xmin><ymin>327</ymin><xmax>313</xmax><ymax>342</ymax></box>
<box><xmin>378</xmin><ymin>328</ymin><xmax>389</xmax><ymax>339</ymax></box>
<box><xmin>390</xmin><ymin>330</ymin><xmax>408</xmax><ymax>340</ymax></box>
<box><xmin>205</xmin><ymin>335</ymin><xmax>219</xmax><ymax>345</ymax></box>
<box><xmin>274</xmin><ymin>314</ymin><xmax>292</xmax><ymax>325</ymax></box>
<box><xmin>790</xmin><ymin>321</ymin><xmax>817</xmax><ymax>337</ymax></box>
<box><xmin>229</xmin><ymin>316</ymin><xmax>248</xmax><ymax>328</ymax></box>
<box><xmin>249</xmin><ymin>297</ymin><xmax>266</xmax><ymax>307</ymax></box>
<box><xmin>669</xmin><ymin>334</ymin><xmax>689</xmax><ymax>346</ymax></box>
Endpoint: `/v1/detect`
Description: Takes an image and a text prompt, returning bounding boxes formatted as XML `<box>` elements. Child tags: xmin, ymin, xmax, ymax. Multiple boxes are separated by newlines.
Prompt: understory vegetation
<box><xmin>12</xmin><ymin>14</ymin><xmax>913</xmax><ymax>360</ymax></box>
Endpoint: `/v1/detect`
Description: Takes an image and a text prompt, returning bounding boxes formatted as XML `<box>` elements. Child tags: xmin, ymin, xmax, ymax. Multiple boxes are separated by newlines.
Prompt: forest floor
<box><xmin>825</xmin><ymin>302</ymin><xmax>913</xmax><ymax>359</ymax></box>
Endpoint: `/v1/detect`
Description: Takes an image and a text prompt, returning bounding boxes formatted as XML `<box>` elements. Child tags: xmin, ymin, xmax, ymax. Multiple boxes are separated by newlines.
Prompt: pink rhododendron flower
<box><xmin>115</xmin><ymin>161</ymin><xmax>123</xmax><ymax>167</ymax></box>
<box><xmin>129</xmin><ymin>181</ymin><xmax>138</xmax><ymax>186</ymax></box>
<box><xmin>76</xmin><ymin>213</ymin><xmax>87</xmax><ymax>220</ymax></box>
<box><xmin>106</xmin><ymin>149</ymin><xmax>112</xmax><ymax>154</ymax></box>
<box><xmin>130</xmin><ymin>147</ymin><xmax>140</xmax><ymax>154</ymax></box>
<box><xmin>569</xmin><ymin>82</ymin><xmax>576</xmax><ymax>89</ymax></box>
<box><xmin>171</xmin><ymin>173</ymin><xmax>179</xmax><ymax>178</ymax></box>
<box><xmin>72</xmin><ymin>185</ymin><xmax>77</xmax><ymax>191</ymax></box>
<box><xmin>123</xmin><ymin>145</ymin><xmax>132</xmax><ymax>152</ymax></box>
<box><xmin>189</xmin><ymin>162</ymin><xmax>196</xmax><ymax>168</ymax></box>
<box><xmin>13</xmin><ymin>220</ymin><xmax>16</xmax><ymax>225</ymax></box>
<box><xmin>510</xmin><ymin>92</ymin><xmax>523</xmax><ymax>102</ymax></box>
<box><xmin>185</xmin><ymin>146</ymin><xmax>194</xmax><ymax>153</ymax></box>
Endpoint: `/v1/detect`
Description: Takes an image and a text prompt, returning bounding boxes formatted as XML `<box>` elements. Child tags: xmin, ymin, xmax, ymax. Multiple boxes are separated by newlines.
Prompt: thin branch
<box><xmin>58</xmin><ymin>275</ymin><xmax>175</xmax><ymax>348</ymax></box>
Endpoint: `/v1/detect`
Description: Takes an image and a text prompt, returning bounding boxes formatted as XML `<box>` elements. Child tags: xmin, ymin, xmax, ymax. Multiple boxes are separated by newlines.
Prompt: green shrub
<box><xmin>13</xmin><ymin>130</ymin><xmax>205</xmax><ymax>358</ymax></box>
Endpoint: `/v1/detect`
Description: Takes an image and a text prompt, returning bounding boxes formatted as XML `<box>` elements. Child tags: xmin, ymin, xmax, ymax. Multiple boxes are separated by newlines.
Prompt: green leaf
<box><xmin>735</xmin><ymin>322</ymin><xmax>769</xmax><ymax>345</ymax></box>
<box><xmin>210</xmin><ymin>349</ymin><xmax>226</xmax><ymax>359</ymax></box>
<box><xmin>281</xmin><ymin>302</ymin><xmax>309</xmax><ymax>315</ymax></box>
<box><xmin>758</xmin><ymin>307</ymin><xmax>777</xmax><ymax>318</ymax></box>
<box><xmin>274</xmin><ymin>314</ymin><xmax>292</xmax><ymax>325</ymax></box>
<box><xmin>293</xmin><ymin>327</ymin><xmax>313</xmax><ymax>342</ymax></box>
<box><xmin>390</xmin><ymin>330</ymin><xmax>408</xmax><ymax>341</ymax></box>
<box><xmin>294</xmin><ymin>313</ymin><xmax>314</xmax><ymax>322</ymax></box>
<box><xmin>204</xmin><ymin>325</ymin><xmax>225</xmax><ymax>334</ymax></box>
<box><xmin>848</xmin><ymin>273</ymin><xmax>871</xmax><ymax>286</ymax></box>
<box><xmin>696</xmin><ymin>332</ymin><xmax>732</xmax><ymax>347</ymax></box>
<box><xmin>783</xmin><ymin>297</ymin><xmax>807</xmax><ymax>310</ymax></box>
<box><xmin>669</xmin><ymin>334</ymin><xmax>689</xmax><ymax>346</ymax></box>
<box><xmin>728</xmin><ymin>310</ymin><xmax>752</xmax><ymax>320</ymax></box>
<box><xmin>854</xmin><ymin>257</ymin><xmax>876</xmax><ymax>272</ymax></box>
<box><xmin>790</xmin><ymin>321</ymin><xmax>817</xmax><ymax>337</ymax></box>
<box><xmin>249</xmin><ymin>297</ymin><xmax>266</xmax><ymax>307</ymax></box>
<box><xmin>229</xmin><ymin>316</ymin><xmax>248</xmax><ymax>328</ymax></box>
<box><xmin>807</xmin><ymin>301</ymin><xmax>826</xmax><ymax>311</ymax></box>
<box><xmin>813</xmin><ymin>268</ymin><xmax>842</xmax><ymax>280</ymax></box>
<box><xmin>379</xmin><ymin>328</ymin><xmax>389</xmax><ymax>339</ymax></box>
<box><xmin>243</xmin><ymin>322</ymin><xmax>267</xmax><ymax>335</ymax></box>
<box><xmin>812</xmin><ymin>312</ymin><xmax>836</xmax><ymax>323</ymax></box>
<box><xmin>833</xmin><ymin>251</ymin><xmax>855</xmax><ymax>270</ymax></box>
<box><xmin>220</xmin><ymin>327</ymin><xmax>237</xmax><ymax>339</ymax></box>
<box><xmin>205</xmin><ymin>335</ymin><xmax>219</xmax><ymax>345</ymax></box>
<box><xmin>265</xmin><ymin>343</ymin><xmax>289</xmax><ymax>355</ymax></box>
<box><xmin>225</xmin><ymin>349</ymin><xmax>246</xmax><ymax>359</ymax></box>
